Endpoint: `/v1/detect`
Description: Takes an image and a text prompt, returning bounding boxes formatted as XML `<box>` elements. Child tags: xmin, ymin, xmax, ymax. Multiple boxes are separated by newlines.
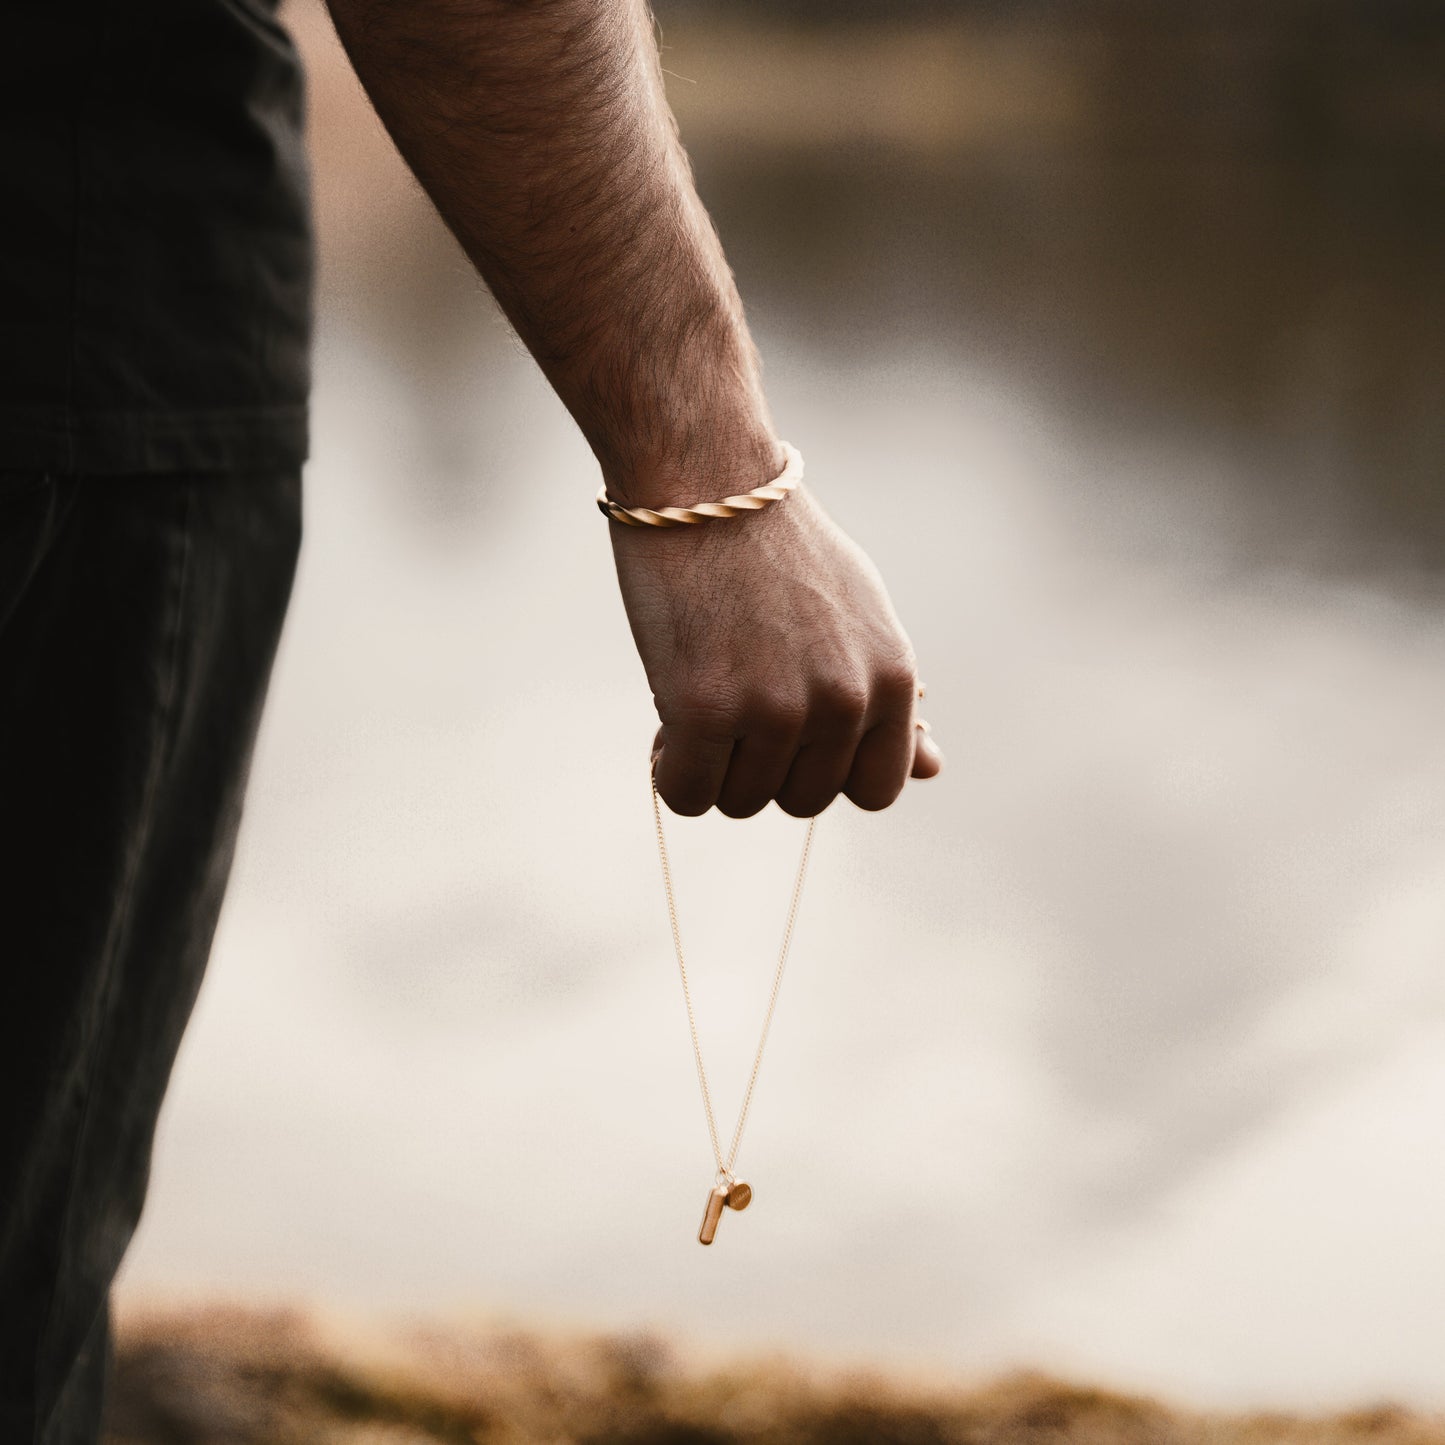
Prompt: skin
<box><xmin>322</xmin><ymin>0</ymin><xmax>943</xmax><ymax>815</ymax></box>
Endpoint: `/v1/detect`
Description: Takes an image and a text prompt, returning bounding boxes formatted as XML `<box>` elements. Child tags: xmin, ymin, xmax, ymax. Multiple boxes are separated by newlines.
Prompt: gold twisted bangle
<box><xmin>596</xmin><ymin>442</ymin><xmax>804</xmax><ymax>528</ymax></box>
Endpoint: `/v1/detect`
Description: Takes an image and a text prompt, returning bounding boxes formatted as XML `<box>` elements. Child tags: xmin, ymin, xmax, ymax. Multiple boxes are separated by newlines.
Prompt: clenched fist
<box><xmin>610</xmin><ymin>483</ymin><xmax>942</xmax><ymax>818</ymax></box>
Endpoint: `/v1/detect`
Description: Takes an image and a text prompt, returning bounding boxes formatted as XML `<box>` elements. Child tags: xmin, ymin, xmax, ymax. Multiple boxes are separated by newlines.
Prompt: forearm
<box><xmin>325</xmin><ymin>0</ymin><xmax>939</xmax><ymax>816</ymax></box>
<box><xmin>323</xmin><ymin>0</ymin><xmax>781</xmax><ymax>505</ymax></box>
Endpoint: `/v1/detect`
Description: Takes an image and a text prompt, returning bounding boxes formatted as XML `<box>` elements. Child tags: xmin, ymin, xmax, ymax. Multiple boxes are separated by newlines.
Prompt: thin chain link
<box><xmin>651</xmin><ymin>769</ymin><xmax>817</xmax><ymax>1179</ymax></box>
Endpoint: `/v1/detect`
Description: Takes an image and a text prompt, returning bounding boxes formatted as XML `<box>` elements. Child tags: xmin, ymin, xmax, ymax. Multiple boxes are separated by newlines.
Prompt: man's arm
<box><xmin>323</xmin><ymin>0</ymin><xmax>941</xmax><ymax>815</ymax></box>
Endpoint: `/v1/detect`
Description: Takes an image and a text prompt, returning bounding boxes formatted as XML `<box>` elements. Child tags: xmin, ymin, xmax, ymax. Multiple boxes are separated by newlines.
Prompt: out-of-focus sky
<box><xmin>118</xmin><ymin>0</ymin><xmax>1445</xmax><ymax>1412</ymax></box>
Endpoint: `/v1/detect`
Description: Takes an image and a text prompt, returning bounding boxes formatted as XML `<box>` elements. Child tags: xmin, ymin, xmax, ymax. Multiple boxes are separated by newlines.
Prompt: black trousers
<box><xmin>0</xmin><ymin>471</ymin><xmax>301</xmax><ymax>1444</ymax></box>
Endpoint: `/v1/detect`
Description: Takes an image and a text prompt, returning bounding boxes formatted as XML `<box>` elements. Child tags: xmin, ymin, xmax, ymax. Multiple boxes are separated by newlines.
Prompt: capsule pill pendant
<box><xmin>651</xmin><ymin>768</ymin><xmax>815</xmax><ymax>1247</ymax></box>
<box><xmin>698</xmin><ymin>1185</ymin><xmax>727</xmax><ymax>1245</ymax></box>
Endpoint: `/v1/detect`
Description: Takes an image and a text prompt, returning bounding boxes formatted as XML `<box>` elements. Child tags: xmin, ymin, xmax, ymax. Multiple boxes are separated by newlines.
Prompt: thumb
<box><xmin>910</xmin><ymin>721</ymin><xmax>943</xmax><ymax>779</ymax></box>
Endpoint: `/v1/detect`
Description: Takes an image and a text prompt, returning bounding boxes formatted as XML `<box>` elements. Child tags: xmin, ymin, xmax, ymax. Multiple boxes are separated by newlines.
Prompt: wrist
<box><xmin>600</xmin><ymin>427</ymin><xmax>785</xmax><ymax>511</ymax></box>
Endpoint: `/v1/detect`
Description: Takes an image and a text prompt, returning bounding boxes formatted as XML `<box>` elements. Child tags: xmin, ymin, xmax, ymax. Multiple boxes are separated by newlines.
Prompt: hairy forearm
<box><xmin>324</xmin><ymin>0</ymin><xmax>781</xmax><ymax>504</ymax></box>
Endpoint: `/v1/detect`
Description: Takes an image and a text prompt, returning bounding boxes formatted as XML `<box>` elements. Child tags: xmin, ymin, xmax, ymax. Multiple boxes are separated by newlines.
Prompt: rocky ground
<box><xmin>104</xmin><ymin>1306</ymin><xmax>1445</xmax><ymax>1445</ymax></box>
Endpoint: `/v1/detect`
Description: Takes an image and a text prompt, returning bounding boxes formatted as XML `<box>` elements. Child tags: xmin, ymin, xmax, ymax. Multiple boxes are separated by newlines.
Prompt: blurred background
<box><xmin>116</xmin><ymin>0</ymin><xmax>1445</xmax><ymax>1417</ymax></box>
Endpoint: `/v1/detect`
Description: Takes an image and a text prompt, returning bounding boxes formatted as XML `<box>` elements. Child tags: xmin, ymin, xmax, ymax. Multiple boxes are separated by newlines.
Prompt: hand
<box><xmin>610</xmin><ymin>485</ymin><xmax>943</xmax><ymax>817</ymax></box>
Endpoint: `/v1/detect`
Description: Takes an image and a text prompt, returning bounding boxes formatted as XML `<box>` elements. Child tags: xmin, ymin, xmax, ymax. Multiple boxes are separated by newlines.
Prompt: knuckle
<box><xmin>876</xmin><ymin>656</ymin><xmax>918</xmax><ymax>706</ymax></box>
<box><xmin>738</xmin><ymin>693</ymin><xmax>807</xmax><ymax>738</ymax></box>
<box><xmin>812</xmin><ymin>673</ymin><xmax>869</xmax><ymax>728</ymax></box>
<box><xmin>663</xmin><ymin>691</ymin><xmax>739</xmax><ymax>741</ymax></box>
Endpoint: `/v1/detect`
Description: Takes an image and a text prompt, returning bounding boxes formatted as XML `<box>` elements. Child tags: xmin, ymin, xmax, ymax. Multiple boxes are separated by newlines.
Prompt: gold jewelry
<box><xmin>917</xmin><ymin>681</ymin><xmax>927</xmax><ymax>700</ymax></box>
<box><xmin>598</xmin><ymin>442</ymin><xmax>804</xmax><ymax>528</ymax></box>
<box><xmin>650</xmin><ymin>769</ymin><xmax>817</xmax><ymax>1245</ymax></box>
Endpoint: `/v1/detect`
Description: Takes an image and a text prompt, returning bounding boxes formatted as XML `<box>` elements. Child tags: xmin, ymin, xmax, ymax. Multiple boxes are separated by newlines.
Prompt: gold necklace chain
<box><xmin>650</xmin><ymin>771</ymin><xmax>817</xmax><ymax>1244</ymax></box>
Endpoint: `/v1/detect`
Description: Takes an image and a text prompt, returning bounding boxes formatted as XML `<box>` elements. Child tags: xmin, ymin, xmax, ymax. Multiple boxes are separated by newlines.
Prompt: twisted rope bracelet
<box><xmin>596</xmin><ymin>441</ymin><xmax>804</xmax><ymax>528</ymax></box>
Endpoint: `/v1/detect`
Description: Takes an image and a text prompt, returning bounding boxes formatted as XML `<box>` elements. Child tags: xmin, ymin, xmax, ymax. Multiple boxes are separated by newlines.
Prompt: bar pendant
<box><xmin>698</xmin><ymin>1184</ymin><xmax>728</xmax><ymax>1245</ymax></box>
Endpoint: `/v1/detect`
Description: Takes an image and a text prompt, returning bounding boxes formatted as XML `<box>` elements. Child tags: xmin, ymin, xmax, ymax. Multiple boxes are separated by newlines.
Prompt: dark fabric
<box><xmin>0</xmin><ymin>1</ymin><xmax>314</xmax><ymax>474</ymax></box>
<box><xmin>0</xmin><ymin>470</ymin><xmax>302</xmax><ymax>1444</ymax></box>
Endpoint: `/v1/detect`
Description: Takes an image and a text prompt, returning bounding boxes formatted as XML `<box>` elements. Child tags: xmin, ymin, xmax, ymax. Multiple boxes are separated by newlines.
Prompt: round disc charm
<box><xmin>725</xmin><ymin>1179</ymin><xmax>753</xmax><ymax>1211</ymax></box>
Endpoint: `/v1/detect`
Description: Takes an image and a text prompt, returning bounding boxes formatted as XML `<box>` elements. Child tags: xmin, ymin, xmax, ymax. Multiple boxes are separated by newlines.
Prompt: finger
<box><xmin>717</xmin><ymin>732</ymin><xmax>799</xmax><ymax>819</ymax></box>
<box><xmin>773</xmin><ymin>672</ymin><xmax>870</xmax><ymax>817</ymax></box>
<box><xmin>653</xmin><ymin>724</ymin><xmax>734</xmax><ymax>816</ymax></box>
<box><xmin>911</xmin><ymin>721</ymin><xmax>944</xmax><ymax>779</ymax></box>
<box><xmin>776</xmin><ymin>740</ymin><xmax>860</xmax><ymax>818</ymax></box>
<box><xmin>843</xmin><ymin>712</ymin><xmax>914</xmax><ymax>811</ymax></box>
